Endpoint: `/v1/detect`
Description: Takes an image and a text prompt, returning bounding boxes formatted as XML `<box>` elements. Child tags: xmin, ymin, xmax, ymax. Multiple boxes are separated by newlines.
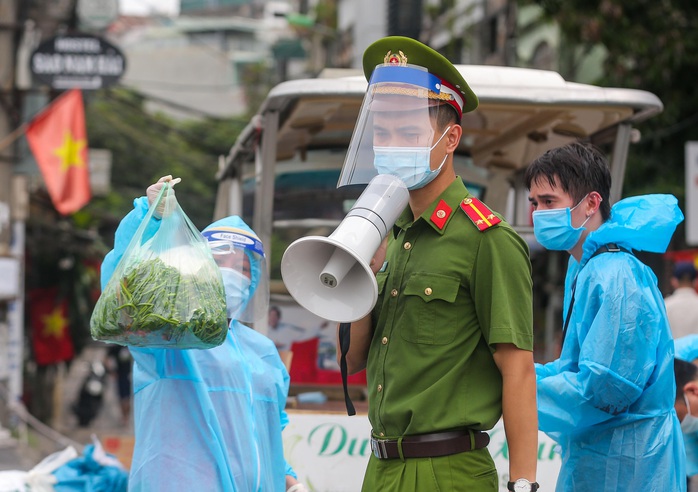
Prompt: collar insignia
<box><xmin>430</xmin><ymin>199</ymin><xmax>452</xmax><ymax>230</ymax></box>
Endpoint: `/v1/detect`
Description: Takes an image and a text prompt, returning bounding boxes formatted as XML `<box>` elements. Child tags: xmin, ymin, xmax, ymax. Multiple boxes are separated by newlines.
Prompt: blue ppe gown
<box><xmin>675</xmin><ymin>335</ymin><xmax>698</xmax><ymax>363</ymax></box>
<box><xmin>675</xmin><ymin>334</ymin><xmax>698</xmax><ymax>478</ymax></box>
<box><xmin>100</xmin><ymin>198</ymin><xmax>295</xmax><ymax>492</ymax></box>
<box><xmin>536</xmin><ymin>194</ymin><xmax>686</xmax><ymax>492</ymax></box>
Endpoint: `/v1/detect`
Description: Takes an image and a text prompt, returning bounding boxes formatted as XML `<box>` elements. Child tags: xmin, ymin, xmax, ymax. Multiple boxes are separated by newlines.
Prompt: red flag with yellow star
<box><xmin>30</xmin><ymin>287</ymin><xmax>74</xmax><ymax>366</ymax></box>
<box><xmin>26</xmin><ymin>89</ymin><xmax>90</xmax><ymax>215</ymax></box>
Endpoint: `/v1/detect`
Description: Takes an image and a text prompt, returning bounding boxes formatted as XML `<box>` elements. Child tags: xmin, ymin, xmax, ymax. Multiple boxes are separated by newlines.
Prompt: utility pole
<box><xmin>0</xmin><ymin>2</ymin><xmax>18</xmax><ymax>253</ymax></box>
<box><xmin>0</xmin><ymin>1</ymin><xmax>19</xmax><ymax>431</ymax></box>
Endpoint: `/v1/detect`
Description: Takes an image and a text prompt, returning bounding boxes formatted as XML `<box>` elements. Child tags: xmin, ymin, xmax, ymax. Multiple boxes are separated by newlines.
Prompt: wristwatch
<box><xmin>507</xmin><ymin>479</ymin><xmax>540</xmax><ymax>492</ymax></box>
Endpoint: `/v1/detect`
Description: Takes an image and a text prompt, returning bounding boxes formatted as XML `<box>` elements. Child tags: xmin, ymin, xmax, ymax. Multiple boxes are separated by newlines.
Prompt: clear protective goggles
<box><xmin>337</xmin><ymin>63</ymin><xmax>459</xmax><ymax>187</ymax></box>
<box><xmin>202</xmin><ymin>229</ymin><xmax>269</xmax><ymax>326</ymax></box>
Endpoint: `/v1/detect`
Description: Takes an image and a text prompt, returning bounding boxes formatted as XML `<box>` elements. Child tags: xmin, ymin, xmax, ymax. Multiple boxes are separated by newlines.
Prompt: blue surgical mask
<box><xmin>682</xmin><ymin>395</ymin><xmax>698</xmax><ymax>434</ymax></box>
<box><xmin>532</xmin><ymin>195</ymin><xmax>591</xmax><ymax>251</ymax></box>
<box><xmin>219</xmin><ymin>267</ymin><xmax>251</xmax><ymax>319</ymax></box>
<box><xmin>373</xmin><ymin>126</ymin><xmax>450</xmax><ymax>190</ymax></box>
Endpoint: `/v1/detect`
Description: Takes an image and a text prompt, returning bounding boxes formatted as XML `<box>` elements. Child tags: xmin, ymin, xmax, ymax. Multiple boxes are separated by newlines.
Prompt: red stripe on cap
<box><xmin>438</xmin><ymin>78</ymin><xmax>464</xmax><ymax>119</ymax></box>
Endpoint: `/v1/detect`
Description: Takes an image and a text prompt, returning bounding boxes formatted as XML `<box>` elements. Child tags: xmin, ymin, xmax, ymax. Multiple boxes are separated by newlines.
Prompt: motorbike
<box><xmin>71</xmin><ymin>360</ymin><xmax>107</xmax><ymax>427</ymax></box>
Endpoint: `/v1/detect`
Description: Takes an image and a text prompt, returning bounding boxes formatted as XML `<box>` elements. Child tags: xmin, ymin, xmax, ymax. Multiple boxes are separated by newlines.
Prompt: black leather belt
<box><xmin>370</xmin><ymin>430</ymin><xmax>490</xmax><ymax>460</ymax></box>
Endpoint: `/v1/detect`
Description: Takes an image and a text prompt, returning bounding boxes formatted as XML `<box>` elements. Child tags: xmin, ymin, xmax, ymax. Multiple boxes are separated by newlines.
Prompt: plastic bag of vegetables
<box><xmin>90</xmin><ymin>183</ymin><xmax>228</xmax><ymax>348</ymax></box>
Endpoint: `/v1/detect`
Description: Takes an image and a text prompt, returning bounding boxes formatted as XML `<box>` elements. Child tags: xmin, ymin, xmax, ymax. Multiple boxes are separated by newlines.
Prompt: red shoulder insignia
<box><xmin>430</xmin><ymin>199</ymin><xmax>452</xmax><ymax>230</ymax></box>
<box><xmin>460</xmin><ymin>197</ymin><xmax>501</xmax><ymax>231</ymax></box>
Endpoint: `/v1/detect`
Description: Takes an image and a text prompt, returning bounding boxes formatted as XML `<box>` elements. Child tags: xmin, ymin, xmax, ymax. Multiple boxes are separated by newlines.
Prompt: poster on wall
<box><xmin>268</xmin><ymin>297</ymin><xmax>367</xmax><ymax>385</ymax></box>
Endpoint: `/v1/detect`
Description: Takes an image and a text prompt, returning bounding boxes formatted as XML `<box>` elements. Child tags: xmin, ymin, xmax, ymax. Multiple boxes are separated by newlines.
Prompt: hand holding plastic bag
<box><xmin>147</xmin><ymin>175</ymin><xmax>181</xmax><ymax>218</ymax></box>
<box><xmin>90</xmin><ymin>179</ymin><xmax>228</xmax><ymax>348</ymax></box>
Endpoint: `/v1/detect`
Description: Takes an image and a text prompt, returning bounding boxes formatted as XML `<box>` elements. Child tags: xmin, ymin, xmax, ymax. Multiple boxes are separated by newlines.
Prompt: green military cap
<box><xmin>362</xmin><ymin>36</ymin><xmax>479</xmax><ymax>116</ymax></box>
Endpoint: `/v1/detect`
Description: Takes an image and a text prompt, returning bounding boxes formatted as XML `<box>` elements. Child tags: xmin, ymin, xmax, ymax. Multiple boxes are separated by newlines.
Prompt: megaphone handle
<box><xmin>339</xmin><ymin>322</ymin><xmax>357</xmax><ymax>416</ymax></box>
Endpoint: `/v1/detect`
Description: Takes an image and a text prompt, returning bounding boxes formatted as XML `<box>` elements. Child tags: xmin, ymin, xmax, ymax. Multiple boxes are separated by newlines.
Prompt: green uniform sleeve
<box><xmin>471</xmin><ymin>225</ymin><xmax>534</xmax><ymax>350</ymax></box>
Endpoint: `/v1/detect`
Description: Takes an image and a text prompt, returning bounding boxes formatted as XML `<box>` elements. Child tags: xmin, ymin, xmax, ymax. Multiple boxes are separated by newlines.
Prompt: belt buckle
<box><xmin>371</xmin><ymin>437</ymin><xmax>389</xmax><ymax>459</ymax></box>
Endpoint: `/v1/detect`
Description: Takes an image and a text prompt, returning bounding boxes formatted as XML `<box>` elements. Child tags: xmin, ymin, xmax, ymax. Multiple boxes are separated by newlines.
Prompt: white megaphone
<box><xmin>281</xmin><ymin>174</ymin><xmax>409</xmax><ymax>323</ymax></box>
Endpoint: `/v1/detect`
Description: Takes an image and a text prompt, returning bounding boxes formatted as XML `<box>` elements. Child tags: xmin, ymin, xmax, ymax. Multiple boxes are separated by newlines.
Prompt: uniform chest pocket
<box><xmin>400</xmin><ymin>273</ymin><xmax>460</xmax><ymax>345</ymax></box>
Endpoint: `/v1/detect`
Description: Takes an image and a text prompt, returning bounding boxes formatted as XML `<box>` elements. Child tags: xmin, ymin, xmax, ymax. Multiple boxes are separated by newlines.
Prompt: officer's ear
<box><xmin>445</xmin><ymin>124</ymin><xmax>462</xmax><ymax>153</ymax></box>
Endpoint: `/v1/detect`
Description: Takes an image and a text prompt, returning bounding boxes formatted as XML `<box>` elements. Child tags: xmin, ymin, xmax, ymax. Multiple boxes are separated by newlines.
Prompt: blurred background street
<box><xmin>0</xmin><ymin>342</ymin><xmax>134</xmax><ymax>472</ymax></box>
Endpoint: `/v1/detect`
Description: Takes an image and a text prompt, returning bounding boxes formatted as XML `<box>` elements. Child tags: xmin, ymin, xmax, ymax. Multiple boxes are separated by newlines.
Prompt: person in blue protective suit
<box><xmin>674</xmin><ymin>356</ymin><xmax>698</xmax><ymax>491</ymax></box>
<box><xmin>675</xmin><ymin>335</ymin><xmax>698</xmax><ymax>488</ymax></box>
<box><xmin>525</xmin><ymin>142</ymin><xmax>686</xmax><ymax>492</ymax></box>
<box><xmin>100</xmin><ymin>176</ymin><xmax>307</xmax><ymax>492</ymax></box>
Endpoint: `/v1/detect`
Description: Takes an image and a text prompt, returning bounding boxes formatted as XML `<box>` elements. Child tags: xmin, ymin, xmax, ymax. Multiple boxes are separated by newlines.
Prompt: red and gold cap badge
<box><xmin>384</xmin><ymin>50</ymin><xmax>408</xmax><ymax>66</ymax></box>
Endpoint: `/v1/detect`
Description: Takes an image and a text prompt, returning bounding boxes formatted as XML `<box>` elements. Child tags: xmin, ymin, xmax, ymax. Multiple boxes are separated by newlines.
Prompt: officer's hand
<box><xmin>285</xmin><ymin>475</ymin><xmax>308</xmax><ymax>492</ymax></box>
<box><xmin>286</xmin><ymin>484</ymin><xmax>308</xmax><ymax>492</ymax></box>
<box><xmin>369</xmin><ymin>237</ymin><xmax>388</xmax><ymax>275</ymax></box>
<box><xmin>146</xmin><ymin>175</ymin><xmax>181</xmax><ymax>218</ymax></box>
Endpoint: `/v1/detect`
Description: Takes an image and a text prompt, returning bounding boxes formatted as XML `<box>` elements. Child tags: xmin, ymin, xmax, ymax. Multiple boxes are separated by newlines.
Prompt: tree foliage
<box><xmin>83</xmin><ymin>88</ymin><xmax>246</xmax><ymax>234</ymax></box>
<box><xmin>525</xmin><ymin>0</ymin><xmax>698</xmax><ymax>246</ymax></box>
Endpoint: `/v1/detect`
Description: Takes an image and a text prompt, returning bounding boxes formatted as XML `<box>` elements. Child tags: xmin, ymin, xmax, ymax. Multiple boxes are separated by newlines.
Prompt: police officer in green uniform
<box><xmin>336</xmin><ymin>37</ymin><xmax>539</xmax><ymax>492</ymax></box>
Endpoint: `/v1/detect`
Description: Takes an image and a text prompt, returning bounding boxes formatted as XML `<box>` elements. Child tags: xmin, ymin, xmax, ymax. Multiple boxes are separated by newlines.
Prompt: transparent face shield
<box><xmin>338</xmin><ymin>64</ymin><xmax>455</xmax><ymax>187</ymax></box>
<box><xmin>202</xmin><ymin>228</ymin><xmax>269</xmax><ymax>326</ymax></box>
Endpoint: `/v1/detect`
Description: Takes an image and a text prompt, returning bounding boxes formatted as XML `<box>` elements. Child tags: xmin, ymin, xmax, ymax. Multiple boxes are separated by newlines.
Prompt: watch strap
<box><xmin>507</xmin><ymin>480</ymin><xmax>540</xmax><ymax>492</ymax></box>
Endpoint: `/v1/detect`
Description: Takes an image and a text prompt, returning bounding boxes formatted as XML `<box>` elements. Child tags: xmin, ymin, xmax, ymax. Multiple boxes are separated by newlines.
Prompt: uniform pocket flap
<box><xmin>404</xmin><ymin>273</ymin><xmax>460</xmax><ymax>303</ymax></box>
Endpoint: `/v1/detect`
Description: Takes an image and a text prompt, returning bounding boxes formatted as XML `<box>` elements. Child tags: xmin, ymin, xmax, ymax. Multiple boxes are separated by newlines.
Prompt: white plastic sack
<box><xmin>0</xmin><ymin>446</ymin><xmax>78</xmax><ymax>492</ymax></box>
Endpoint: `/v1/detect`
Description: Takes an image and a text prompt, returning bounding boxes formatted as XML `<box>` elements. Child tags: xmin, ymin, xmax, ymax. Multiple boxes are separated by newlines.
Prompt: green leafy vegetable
<box><xmin>91</xmin><ymin>257</ymin><xmax>228</xmax><ymax>348</ymax></box>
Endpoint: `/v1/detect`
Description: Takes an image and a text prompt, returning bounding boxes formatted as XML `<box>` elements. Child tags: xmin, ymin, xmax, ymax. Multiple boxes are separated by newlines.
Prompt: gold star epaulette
<box><xmin>460</xmin><ymin>197</ymin><xmax>501</xmax><ymax>232</ymax></box>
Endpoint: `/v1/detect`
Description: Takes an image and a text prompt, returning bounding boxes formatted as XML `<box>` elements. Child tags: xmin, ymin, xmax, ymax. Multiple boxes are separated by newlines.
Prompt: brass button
<box><xmin>379</xmin><ymin>432</ymin><xmax>385</xmax><ymax>437</ymax></box>
<box><xmin>382</xmin><ymin>337</ymin><xmax>388</xmax><ymax>345</ymax></box>
<box><xmin>377</xmin><ymin>384</ymin><xmax>383</xmax><ymax>392</ymax></box>
<box><xmin>404</xmin><ymin>242</ymin><xmax>412</xmax><ymax>250</ymax></box>
<box><xmin>425</xmin><ymin>287</ymin><xmax>432</xmax><ymax>296</ymax></box>
<box><xmin>391</xmin><ymin>289</ymin><xmax>398</xmax><ymax>297</ymax></box>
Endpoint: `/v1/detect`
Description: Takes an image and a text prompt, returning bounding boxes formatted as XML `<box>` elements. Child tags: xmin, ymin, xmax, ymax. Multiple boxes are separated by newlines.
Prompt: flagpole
<box><xmin>0</xmin><ymin>123</ymin><xmax>28</xmax><ymax>152</ymax></box>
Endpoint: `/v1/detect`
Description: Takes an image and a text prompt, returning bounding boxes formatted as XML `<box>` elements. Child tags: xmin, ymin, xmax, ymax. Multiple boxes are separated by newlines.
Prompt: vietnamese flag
<box><xmin>30</xmin><ymin>286</ymin><xmax>74</xmax><ymax>366</ymax></box>
<box><xmin>26</xmin><ymin>89</ymin><xmax>91</xmax><ymax>215</ymax></box>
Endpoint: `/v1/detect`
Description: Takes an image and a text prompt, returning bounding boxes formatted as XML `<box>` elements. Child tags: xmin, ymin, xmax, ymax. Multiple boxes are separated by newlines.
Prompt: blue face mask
<box><xmin>682</xmin><ymin>395</ymin><xmax>698</xmax><ymax>435</ymax></box>
<box><xmin>532</xmin><ymin>195</ymin><xmax>591</xmax><ymax>251</ymax></box>
<box><xmin>219</xmin><ymin>267</ymin><xmax>251</xmax><ymax>319</ymax></box>
<box><xmin>373</xmin><ymin>126</ymin><xmax>450</xmax><ymax>190</ymax></box>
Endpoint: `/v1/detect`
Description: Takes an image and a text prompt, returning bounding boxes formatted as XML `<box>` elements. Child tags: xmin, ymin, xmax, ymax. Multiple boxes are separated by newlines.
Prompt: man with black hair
<box><xmin>526</xmin><ymin>141</ymin><xmax>686</xmax><ymax>491</ymax></box>
<box><xmin>676</xmin><ymin>357</ymin><xmax>698</xmax><ymax>491</ymax></box>
<box><xmin>675</xmin><ymin>357</ymin><xmax>698</xmax><ymax>428</ymax></box>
